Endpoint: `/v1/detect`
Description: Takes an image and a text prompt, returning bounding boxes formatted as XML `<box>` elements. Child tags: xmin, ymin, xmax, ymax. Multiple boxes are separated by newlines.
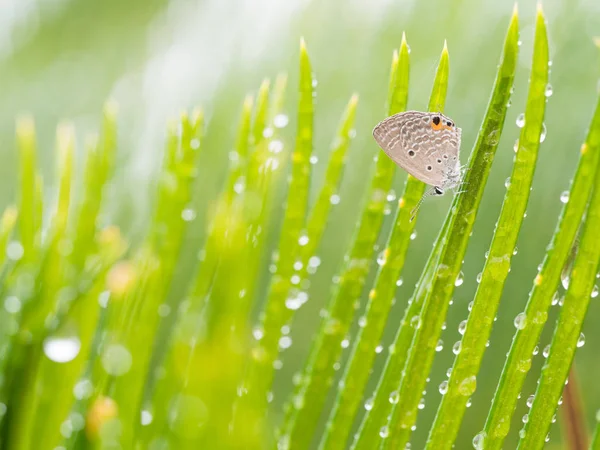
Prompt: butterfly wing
<box><xmin>373</xmin><ymin>111</ymin><xmax>461</xmax><ymax>187</ymax></box>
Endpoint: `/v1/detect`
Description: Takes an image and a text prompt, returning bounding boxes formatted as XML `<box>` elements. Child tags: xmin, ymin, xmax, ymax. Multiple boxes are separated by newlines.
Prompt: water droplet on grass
<box><xmin>455</xmin><ymin>271</ymin><xmax>464</xmax><ymax>287</ymax></box>
<box><xmin>44</xmin><ymin>336</ymin><xmax>81</xmax><ymax>363</ymax></box>
<box><xmin>516</xmin><ymin>113</ymin><xmax>525</xmax><ymax>128</ymax></box>
<box><xmin>274</xmin><ymin>114</ymin><xmax>289</xmax><ymax>128</ymax></box>
<box><xmin>458</xmin><ymin>320</ymin><xmax>467</xmax><ymax>335</ymax></box>
<box><xmin>560</xmin><ymin>191</ymin><xmax>570</xmax><ymax>204</ymax></box>
<box><xmin>592</xmin><ymin>285</ymin><xmax>599</xmax><ymax>298</ymax></box>
<box><xmin>514</xmin><ymin>312</ymin><xmax>527</xmax><ymax>329</ymax></box>
<box><xmin>539</xmin><ymin>123</ymin><xmax>547</xmax><ymax>143</ymax></box>
<box><xmin>439</xmin><ymin>380</ymin><xmax>448</xmax><ymax>395</ymax></box>
<box><xmin>102</xmin><ymin>344</ymin><xmax>132</xmax><ymax>376</ymax></box>
<box><xmin>453</xmin><ymin>341</ymin><xmax>462</xmax><ymax>355</ymax></box>
<box><xmin>545</xmin><ymin>84</ymin><xmax>553</xmax><ymax>97</ymax></box>
<box><xmin>577</xmin><ymin>333</ymin><xmax>585</xmax><ymax>347</ymax></box>
<box><xmin>330</xmin><ymin>194</ymin><xmax>340</xmax><ymax>205</ymax></box>
<box><xmin>379</xmin><ymin>426</ymin><xmax>389</xmax><ymax>438</ymax></box>
<box><xmin>435</xmin><ymin>339</ymin><xmax>444</xmax><ymax>352</ymax></box>
<box><xmin>141</xmin><ymin>410</ymin><xmax>153</xmax><ymax>426</ymax></box>
<box><xmin>389</xmin><ymin>391</ymin><xmax>399</xmax><ymax>404</ymax></box>
<box><xmin>364</xmin><ymin>396</ymin><xmax>374</xmax><ymax>411</ymax></box>
<box><xmin>4</xmin><ymin>296</ymin><xmax>21</xmax><ymax>314</ymax></box>
<box><xmin>543</xmin><ymin>345</ymin><xmax>551</xmax><ymax>358</ymax></box>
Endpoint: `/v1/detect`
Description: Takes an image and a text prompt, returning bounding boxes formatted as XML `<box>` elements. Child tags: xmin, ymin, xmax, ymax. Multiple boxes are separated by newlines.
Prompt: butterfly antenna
<box><xmin>410</xmin><ymin>187</ymin><xmax>435</xmax><ymax>222</ymax></box>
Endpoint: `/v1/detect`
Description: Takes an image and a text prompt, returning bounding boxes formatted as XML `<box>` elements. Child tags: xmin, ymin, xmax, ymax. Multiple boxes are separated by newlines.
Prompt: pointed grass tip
<box><xmin>300</xmin><ymin>36</ymin><xmax>307</xmax><ymax>52</ymax></box>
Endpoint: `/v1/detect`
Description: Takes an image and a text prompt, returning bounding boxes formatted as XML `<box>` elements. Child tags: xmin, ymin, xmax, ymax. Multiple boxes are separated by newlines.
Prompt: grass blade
<box><xmin>426</xmin><ymin>6</ymin><xmax>548</xmax><ymax>449</ymax></box>
<box><xmin>232</xmin><ymin>38</ymin><xmax>314</xmax><ymax>445</ymax></box>
<box><xmin>279</xmin><ymin>35</ymin><xmax>409</xmax><ymax>450</ymax></box>
<box><xmin>319</xmin><ymin>39</ymin><xmax>447</xmax><ymax>450</ymax></box>
<box><xmin>517</xmin><ymin>134</ymin><xmax>600</xmax><ymax>449</ymax></box>
<box><xmin>352</xmin><ymin>215</ymin><xmax>449</xmax><ymax>449</ymax></box>
<box><xmin>383</xmin><ymin>8</ymin><xmax>519</xmax><ymax>449</ymax></box>
<box><xmin>483</xmin><ymin>56</ymin><xmax>600</xmax><ymax>450</ymax></box>
<box><xmin>0</xmin><ymin>207</ymin><xmax>18</xmax><ymax>271</ymax></box>
<box><xmin>16</xmin><ymin>115</ymin><xmax>39</xmax><ymax>266</ymax></box>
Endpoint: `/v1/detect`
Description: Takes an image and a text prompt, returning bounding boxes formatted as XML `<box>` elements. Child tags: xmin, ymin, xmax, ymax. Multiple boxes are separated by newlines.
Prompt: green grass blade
<box><xmin>483</xmin><ymin>57</ymin><xmax>600</xmax><ymax>450</ymax></box>
<box><xmin>426</xmin><ymin>7</ymin><xmax>548</xmax><ymax>449</ymax></box>
<box><xmin>518</xmin><ymin>154</ymin><xmax>600</xmax><ymax>449</ymax></box>
<box><xmin>352</xmin><ymin>216</ymin><xmax>449</xmax><ymax>449</ymax></box>
<box><xmin>383</xmin><ymin>9</ymin><xmax>519</xmax><ymax>449</ymax></box>
<box><xmin>88</xmin><ymin>111</ymin><xmax>202</xmax><ymax>447</ymax></box>
<box><xmin>71</xmin><ymin>102</ymin><xmax>118</xmax><ymax>272</ymax></box>
<box><xmin>0</xmin><ymin>207</ymin><xmax>18</xmax><ymax>270</ymax></box>
<box><xmin>234</xmin><ymin>38</ymin><xmax>314</xmax><ymax>445</ymax></box>
<box><xmin>279</xmin><ymin>36</ymin><xmax>409</xmax><ymax>450</ymax></box>
<box><xmin>319</xmin><ymin>39</ymin><xmax>448</xmax><ymax>450</ymax></box>
<box><xmin>16</xmin><ymin>115</ymin><xmax>39</xmax><ymax>265</ymax></box>
<box><xmin>5</xmin><ymin>122</ymin><xmax>76</xmax><ymax>450</ymax></box>
<box><xmin>592</xmin><ymin>415</ymin><xmax>600</xmax><ymax>450</ymax></box>
<box><xmin>299</xmin><ymin>93</ymin><xmax>358</xmax><ymax>274</ymax></box>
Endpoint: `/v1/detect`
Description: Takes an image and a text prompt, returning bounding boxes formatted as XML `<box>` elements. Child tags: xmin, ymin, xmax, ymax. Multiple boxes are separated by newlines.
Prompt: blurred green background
<box><xmin>1</xmin><ymin>0</ymin><xmax>599</xmax><ymax>448</ymax></box>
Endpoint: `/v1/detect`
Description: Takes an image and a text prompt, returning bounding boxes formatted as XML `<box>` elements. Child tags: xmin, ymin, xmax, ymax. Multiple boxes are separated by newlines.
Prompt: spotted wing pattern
<box><xmin>373</xmin><ymin>110</ymin><xmax>462</xmax><ymax>189</ymax></box>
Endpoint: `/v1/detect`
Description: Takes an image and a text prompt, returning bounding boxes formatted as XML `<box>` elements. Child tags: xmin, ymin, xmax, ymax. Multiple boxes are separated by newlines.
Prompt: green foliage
<box><xmin>1</xmin><ymin>5</ymin><xmax>600</xmax><ymax>450</ymax></box>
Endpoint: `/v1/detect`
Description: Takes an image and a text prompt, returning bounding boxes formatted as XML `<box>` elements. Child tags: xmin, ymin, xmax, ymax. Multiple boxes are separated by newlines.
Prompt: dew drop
<box><xmin>453</xmin><ymin>341</ymin><xmax>462</xmax><ymax>355</ymax></box>
<box><xmin>533</xmin><ymin>346</ymin><xmax>539</xmax><ymax>356</ymax></box>
<box><xmin>505</xmin><ymin>177</ymin><xmax>511</xmax><ymax>189</ymax></box>
<box><xmin>543</xmin><ymin>345</ymin><xmax>551</xmax><ymax>358</ymax></box>
<box><xmin>516</xmin><ymin>113</ymin><xmax>525</xmax><ymax>128</ymax></box>
<box><xmin>358</xmin><ymin>316</ymin><xmax>367</xmax><ymax>328</ymax></box>
<box><xmin>379</xmin><ymin>426</ymin><xmax>389</xmax><ymax>438</ymax></box>
<box><xmin>330</xmin><ymin>194</ymin><xmax>341</xmax><ymax>205</ymax></box>
<box><xmin>101</xmin><ymin>344</ymin><xmax>133</xmax><ymax>376</ymax></box>
<box><xmin>4</xmin><ymin>296</ymin><xmax>21</xmax><ymax>314</ymax></box>
<box><xmin>435</xmin><ymin>339</ymin><xmax>444</xmax><ymax>352</ymax></box>
<box><xmin>389</xmin><ymin>390</ymin><xmax>400</xmax><ymax>404</ymax></box>
<box><xmin>476</xmin><ymin>272</ymin><xmax>482</xmax><ymax>284</ymax></box>
<box><xmin>6</xmin><ymin>241</ymin><xmax>24</xmax><ymax>261</ymax></box>
<box><xmin>274</xmin><ymin>114</ymin><xmax>289</xmax><ymax>128</ymax></box>
<box><xmin>577</xmin><ymin>332</ymin><xmax>585</xmax><ymax>347</ymax></box>
<box><xmin>472</xmin><ymin>432</ymin><xmax>486</xmax><ymax>450</ymax></box>
<box><xmin>458</xmin><ymin>320</ymin><xmax>467</xmax><ymax>336</ymax></box>
<box><xmin>514</xmin><ymin>312</ymin><xmax>527</xmax><ymax>330</ymax></box>
<box><xmin>522</xmin><ymin>414</ymin><xmax>529</xmax><ymax>424</ymax></box>
<box><xmin>141</xmin><ymin>410</ymin><xmax>153</xmax><ymax>426</ymax></box>
<box><xmin>560</xmin><ymin>191</ymin><xmax>570</xmax><ymax>204</ymax></box>
<box><xmin>73</xmin><ymin>379</ymin><xmax>93</xmax><ymax>400</ymax></box>
<box><xmin>544</xmin><ymin>84</ymin><xmax>553</xmax><ymax>97</ymax></box>
<box><xmin>309</xmin><ymin>155</ymin><xmax>318</xmax><ymax>165</ymax></box>
<box><xmin>418</xmin><ymin>398</ymin><xmax>426</xmax><ymax>410</ymax></box>
<box><xmin>364</xmin><ymin>396</ymin><xmax>374</xmax><ymax>411</ymax></box>
<box><xmin>438</xmin><ymin>380</ymin><xmax>448</xmax><ymax>396</ymax></box>
<box><xmin>279</xmin><ymin>336</ymin><xmax>292</xmax><ymax>349</ymax></box>
<box><xmin>591</xmin><ymin>285</ymin><xmax>598</xmax><ymax>298</ymax></box>
<box><xmin>455</xmin><ymin>271</ymin><xmax>464</xmax><ymax>287</ymax></box>
<box><xmin>375</xmin><ymin>345</ymin><xmax>383</xmax><ymax>354</ymax></box>
<box><xmin>377</xmin><ymin>250</ymin><xmax>388</xmax><ymax>266</ymax></box>
<box><xmin>269</xmin><ymin>140</ymin><xmax>284</xmax><ymax>153</ymax></box>
<box><xmin>410</xmin><ymin>315</ymin><xmax>421</xmax><ymax>329</ymax></box>
<box><xmin>252</xmin><ymin>327</ymin><xmax>264</xmax><ymax>340</ymax></box>
<box><xmin>527</xmin><ymin>395</ymin><xmax>535</xmax><ymax>408</ymax></box>
<box><xmin>539</xmin><ymin>123</ymin><xmax>547</xmax><ymax>143</ymax></box>
<box><xmin>43</xmin><ymin>336</ymin><xmax>81</xmax><ymax>363</ymax></box>
<box><xmin>298</xmin><ymin>234</ymin><xmax>309</xmax><ymax>246</ymax></box>
<box><xmin>410</xmin><ymin>231</ymin><xmax>417</xmax><ymax>241</ymax></box>
<box><xmin>396</xmin><ymin>278</ymin><xmax>404</xmax><ymax>287</ymax></box>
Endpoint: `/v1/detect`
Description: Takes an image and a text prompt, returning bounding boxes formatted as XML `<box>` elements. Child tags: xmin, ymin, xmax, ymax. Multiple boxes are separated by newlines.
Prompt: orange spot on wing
<box><xmin>431</xmin><ymin>121</ymin><xmax>443</xmax><ymax>131</ymax></box>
